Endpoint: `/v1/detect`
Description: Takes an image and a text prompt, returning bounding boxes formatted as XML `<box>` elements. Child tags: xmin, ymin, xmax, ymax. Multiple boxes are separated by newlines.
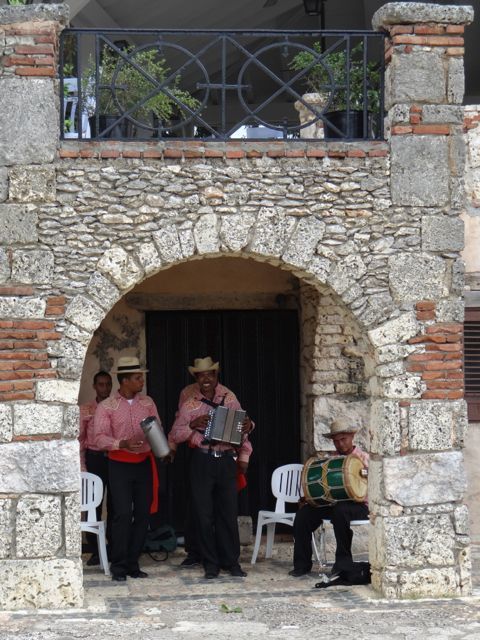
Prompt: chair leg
<box><xmin>97</xmin><ymin>522</ymin><xmax>110</xmax><ymax>576</ymax></box>
<box><xmin>265</xmin><ymin>523</ymin><xmax>276</xmax><ymax>558</ymax></box>
<box><xmin>251</xmin><ymin>518</ymin><xmax>264</xmax><ymax>564</ymax></box>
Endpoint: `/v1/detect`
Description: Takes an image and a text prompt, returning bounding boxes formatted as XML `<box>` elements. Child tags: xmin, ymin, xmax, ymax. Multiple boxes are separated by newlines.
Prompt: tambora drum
<box><xmin>301</xmin><ymin>455</ymin><xmax>367</xmax><ymax>506</ymax></box>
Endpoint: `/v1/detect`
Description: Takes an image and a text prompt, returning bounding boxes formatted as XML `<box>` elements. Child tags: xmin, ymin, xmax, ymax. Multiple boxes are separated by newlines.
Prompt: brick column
<box><xmin>0</xmin><ymin>4</ymin><xmax>83</xmax><ymax>610</ymax></box>
<box><xmin>369</xmin><ymin>3</ymin><xmax>474</xmax><ymax>598</ymax></box>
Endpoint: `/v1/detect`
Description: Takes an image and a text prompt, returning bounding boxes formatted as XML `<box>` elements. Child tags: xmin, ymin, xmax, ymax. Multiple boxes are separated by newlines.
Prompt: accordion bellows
<box><xmin>203</xmin><ymin>406</ymin><xmax>246</xmax><ymax>446</ymax></box>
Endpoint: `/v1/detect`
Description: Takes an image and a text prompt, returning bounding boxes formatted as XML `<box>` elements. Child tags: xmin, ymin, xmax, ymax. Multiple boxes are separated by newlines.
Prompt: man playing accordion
<box><xmin>289</xmin><ymin>418</ymin><xmax>369</xmax><ymax>578</ymax></box>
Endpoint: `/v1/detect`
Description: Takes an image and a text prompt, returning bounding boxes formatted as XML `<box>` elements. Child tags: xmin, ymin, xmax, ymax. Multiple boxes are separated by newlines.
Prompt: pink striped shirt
<box><xmin>93</xmin><ymin>391</ymin><xmax>161</xmax><ymax>454</ymax></box>
<box><xmin>170</xmin><ymin>383</ymin><xmax>252</xmax><ymax>463</ymax></box>
<box><xmin>79</xmin><ymin>399</ymin><xmax>100</xmax><ymax>470</ymax></box>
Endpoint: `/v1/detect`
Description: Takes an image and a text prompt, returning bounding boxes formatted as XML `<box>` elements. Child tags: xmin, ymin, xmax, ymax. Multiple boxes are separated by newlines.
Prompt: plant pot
<box><xmin>88</xmin><ymin>115</ymin><xmax>131</xmax><ymax>139</ymax></box>
<box><xmin>323</xmin><ymin>110</ymin><xmax>370</xmax><ymax>140</ymax></box>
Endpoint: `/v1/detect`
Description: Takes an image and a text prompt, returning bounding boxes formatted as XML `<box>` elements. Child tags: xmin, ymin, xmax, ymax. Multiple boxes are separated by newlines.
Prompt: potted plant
<box><xmin>290</xmin><ymin>41</ymin><xmax>381</xmax><ymax>139</ymax></box>
<box><xmin>82</xmin><ymin>46</ymin><xmax>201</xmax><ymax>139</ymax></box>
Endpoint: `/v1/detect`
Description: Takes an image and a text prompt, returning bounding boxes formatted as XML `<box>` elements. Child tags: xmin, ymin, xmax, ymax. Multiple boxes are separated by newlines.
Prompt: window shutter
<box><xmin>464</xmin><ymin>308</ymin><xmax>480</xmax><ymax>422</ymax></box>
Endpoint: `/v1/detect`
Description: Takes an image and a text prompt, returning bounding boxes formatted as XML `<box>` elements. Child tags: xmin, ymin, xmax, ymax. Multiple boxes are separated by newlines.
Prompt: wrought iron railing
<box><xmin>59</xmin><ymin>29</ymin><xmax>385</xmax><ymax>141</ymax></box>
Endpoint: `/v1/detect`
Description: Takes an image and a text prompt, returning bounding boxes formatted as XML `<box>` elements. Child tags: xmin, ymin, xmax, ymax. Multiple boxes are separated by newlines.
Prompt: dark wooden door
<box><xmin>145</xmin><ymin>309</ymin><xmax>300</xmax><ymax>532</ymax></box>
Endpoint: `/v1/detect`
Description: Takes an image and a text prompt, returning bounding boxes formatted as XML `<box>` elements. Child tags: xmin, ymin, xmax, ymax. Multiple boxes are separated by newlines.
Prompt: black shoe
<box><xmin>288</xmin><ymin>568</ymin><xmax>311</xmax><ymax>577</ymax></box>
<box><xmin>86</xmin><ymin>554</ymin><xmax>100</xmax><ymax>566</ymax></box>
<box><xmin>204</xmin><ymin>571</ymin><xmax>219</xmax><ymax>579</ymax></box>
<box><xmin>180</xmin><ymin>556</ymin><xmax>201</xmax><ymax>568</ymax></box>
<box><xmin>128</xmin><ymin>570</ymin><xmax>148</xmax><ymax>579</ymax></box>
<box><xmin>112</xmin><ymin>575</ymin><xmax>126</xmax><ymax>582</ymax></box>
<box><xmin>229</xmin><ymin>566</ymin><xmax>247</xmax><ymax>578</ymax></box>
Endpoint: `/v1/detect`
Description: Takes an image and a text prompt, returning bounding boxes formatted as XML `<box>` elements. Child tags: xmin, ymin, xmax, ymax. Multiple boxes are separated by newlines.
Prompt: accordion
<box><xmin>203</xmin><ymin>406</ymin><xmax>246</xmax><ymax>446</ymax></box>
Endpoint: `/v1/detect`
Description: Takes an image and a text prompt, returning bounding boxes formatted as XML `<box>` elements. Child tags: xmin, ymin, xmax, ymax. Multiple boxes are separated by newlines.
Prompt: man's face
<box><xmin>123</xmin><ymin>372</ymin><xmax>144</xmax><ymax>395</ymax></box>
<box><xmin>195</xmin><ymin>369</ymin><xmax>218</xmax><ymax>395</ymax></box>
<box><xmin>93</xmin><ymin>375</ymin><xmax>112</xmax><ymax>401</ymax></box>
<box><xmin>331</xmin><ymin>432</ymin><xmax>355</xmax><ymax>455</ymax></box>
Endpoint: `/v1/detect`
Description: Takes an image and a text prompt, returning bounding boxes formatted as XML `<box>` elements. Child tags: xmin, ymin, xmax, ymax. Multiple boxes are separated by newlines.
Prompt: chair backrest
<box><xmin>81</xmin><ymin>471</ymin><xmax>104</xmax><ymax>522</ymax></box>
<box><xmin>271</xmin><ymin>463</ymin><xmax>304</xmax><ymax>513</ymax></box>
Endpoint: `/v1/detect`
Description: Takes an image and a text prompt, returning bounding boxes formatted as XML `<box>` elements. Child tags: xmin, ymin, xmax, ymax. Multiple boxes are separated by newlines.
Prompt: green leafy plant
<box><xmin>82</xmin><ymin>46</ymin><xmax>200</xmax><ymax>127</ymax></box>
<box><xmin>290</xmin><ymin>41</ymin><xmax>380</xmax><ymax>113</ymax></box>
<box><xmin>7</xmin><ymin>0</ymin><xmax>33</xmax><ymax>5</ymax></box>
<box><xmin>220</xmin><ymin>603</ymin><xmax>242</xmax><ymax>614</ymax></box>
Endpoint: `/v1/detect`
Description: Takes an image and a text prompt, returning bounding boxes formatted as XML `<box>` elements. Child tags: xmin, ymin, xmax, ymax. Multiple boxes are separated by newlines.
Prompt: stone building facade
<box><xmin>0</xmin><ymin>2</ymin><xmax>474</xmax><ymax>608</ymax></box>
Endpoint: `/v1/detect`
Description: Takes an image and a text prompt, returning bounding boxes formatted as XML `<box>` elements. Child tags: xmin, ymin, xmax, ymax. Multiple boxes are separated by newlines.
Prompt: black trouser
<box><xmin>293</xmin><ymin>500</ymin><xmax>369</xmax><ymax>573</ymax></box>
<box><xmin>190</xmin><ymin>449</ymin><xmax>240</xmax><ymax>574</ymax></box>
<box><xmin>85</xmin><ymin>449</ymin><xmax>112</xmax><ymax>552</ymax></box>
<box><xmin>184</xmin><ymin>449</ymin><xmax>201</xmax><ymax>561</ymax></box>
<box><xmin>108</xmin><ymin>458</ymin><xmax>152</xmax><ymax>577</ymax></box>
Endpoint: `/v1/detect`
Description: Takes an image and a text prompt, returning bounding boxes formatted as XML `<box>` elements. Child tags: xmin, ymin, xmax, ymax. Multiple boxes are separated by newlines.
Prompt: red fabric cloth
<box><xmin>236</xmin><ymin>469</ymin><xmax>247</xmax><ymax>492</ymax></box>
<box><xmin>108</xmin><ymin>449</ymin><xmax>159</xmax><ymax>514</ymax></box>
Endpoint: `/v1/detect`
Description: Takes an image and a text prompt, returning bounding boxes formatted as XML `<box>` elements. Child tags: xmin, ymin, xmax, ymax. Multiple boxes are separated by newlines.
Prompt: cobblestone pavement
<box><xmin>1</xmin><ymin>543</ymin><xmax>480</xmax><ymax>639</ymax></box>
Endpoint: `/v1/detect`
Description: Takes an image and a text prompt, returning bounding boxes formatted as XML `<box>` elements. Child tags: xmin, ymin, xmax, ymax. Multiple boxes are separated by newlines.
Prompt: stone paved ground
<box><xmin>1</xmin><ymin>542</ymin><xmax>480</xmax><ymax>639</ymax></box>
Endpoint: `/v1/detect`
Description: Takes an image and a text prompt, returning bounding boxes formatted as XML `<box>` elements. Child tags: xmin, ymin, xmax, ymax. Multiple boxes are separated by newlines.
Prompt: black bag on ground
<box><xmin>315</xmin><ymin>561</ymin><xmax>371</xmax><ymax>588</ymax></box>
<box><xmin>143</xmin><ymin>524</ymin><xmax>177</xmax><ymax>561</ymax></box>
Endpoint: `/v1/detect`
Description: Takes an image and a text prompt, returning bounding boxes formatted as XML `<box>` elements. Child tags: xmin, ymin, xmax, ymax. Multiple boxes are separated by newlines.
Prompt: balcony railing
<box><xmin>59</xmin><ymin>29</ymin><xmax>385</xmax><ymax>142</ymax></box>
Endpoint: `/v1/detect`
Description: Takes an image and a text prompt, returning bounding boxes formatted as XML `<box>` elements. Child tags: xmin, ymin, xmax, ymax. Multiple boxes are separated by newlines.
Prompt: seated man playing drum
<box><xmin>289</xmin><ymin>418</ymin><xmax>368</xmax><ymax>578</ymax></box>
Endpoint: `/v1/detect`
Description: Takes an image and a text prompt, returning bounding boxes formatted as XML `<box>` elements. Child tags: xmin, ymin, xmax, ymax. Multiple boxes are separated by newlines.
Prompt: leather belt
<box><xmin>86</xmin><ymin>449</ymin><xmax>107</xmax><ymax>457</ymax></box>
<box><xmin>196</xmin><ymin>448</ymin><xmax>236</xmax><ymax>458</ymax></box>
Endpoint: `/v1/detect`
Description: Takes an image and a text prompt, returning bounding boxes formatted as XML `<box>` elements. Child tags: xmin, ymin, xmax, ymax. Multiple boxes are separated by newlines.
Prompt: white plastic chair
<box><xmin>251</xmin><ymin>463</ymin><xmax>303</xmax><ymax>564</ymax></box>
<box><xmin>312</xmin><ymin>517</ymin><xmax>370</xmax><ymax>567</ymax></box>
<box><xmin>80</xmin><ymin>471</ymin><xmax>110</xmax><ymax>575</ymax></box>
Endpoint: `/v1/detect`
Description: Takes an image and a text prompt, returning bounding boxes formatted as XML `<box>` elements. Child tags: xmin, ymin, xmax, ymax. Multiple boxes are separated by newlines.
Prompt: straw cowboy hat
<box><xmin>112</xmin><ymin>356</ymin><xmax>148</xmax><ymax>374</ymax></box>
<box><xmin>188</xmin><ymin>356</ymin><xmax>219</xmax><ymax>376</ymax></box>
<box><xmin>323</xmin><ymin>418</ymin><xmax>359</xmax><ymax>439</ymax></box>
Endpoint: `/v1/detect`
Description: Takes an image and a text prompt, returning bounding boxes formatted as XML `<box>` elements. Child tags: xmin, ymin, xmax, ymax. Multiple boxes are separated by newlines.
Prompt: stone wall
<box><xmin>0</xmin><ymin>2</ymin><xmax>475</xmax><ymax>607</ymax></box>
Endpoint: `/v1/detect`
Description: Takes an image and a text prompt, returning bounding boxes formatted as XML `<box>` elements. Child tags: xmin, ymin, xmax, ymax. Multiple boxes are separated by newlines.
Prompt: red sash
<box><xmin>108</xmin><ymin>450</ymin><xmax>159</xmax><ymax>514</ymax></box>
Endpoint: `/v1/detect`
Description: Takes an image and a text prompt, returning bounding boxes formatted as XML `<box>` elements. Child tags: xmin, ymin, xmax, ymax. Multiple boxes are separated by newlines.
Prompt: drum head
<box><xmin>343</xmin><ymin>454</ymin><xmax>367</xmax><ymax>502</ymax></box>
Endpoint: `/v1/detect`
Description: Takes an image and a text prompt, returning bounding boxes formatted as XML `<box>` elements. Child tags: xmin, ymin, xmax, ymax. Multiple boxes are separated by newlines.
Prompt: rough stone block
<box><xmin>0</xmin><ymin>78</ymin><xmax>58</xmax><ymax>165</ymax></box>
<box><xmin>220</xmin><ymin>212</ymin><xmax>255</xmax><ymax>252</ymax></box>
<box><xmin>422</xmin><ymin>216</ymin><xmax>464</xmax><ymax>252</ymax></box>
<box><xmin>391</xmin><ymin>136</ymin><xmax>449</xmax><ymax>206</ymax></box>
<box><xmin>136</xmin><ymin>242</ymin><xmax>163</xmax><ymax>277</ymax></box>
<box><xmin>0</xmin><ymin>167</ymin><xmax>7</xmax><ymax>203</ymax></box>
<box><xmin>64</xmin><ymin>295</ymin><xmax>104</xmax><ymax>333</ymax></box>
<box><xmin>193</xmin><ymin>213</ymin><xmax>220</xmax><ymax>254</ymax></box>
<box><xmin>327</xmin><ymin>254</ymin><xmax>367</xmax><ymax>296</ymax></box>
<box><xmin>0</xmin><ymin>559</ymin><xmax>83</xmax><ymax>610</ymax></box>
<box><xmin>64</xmin><ymin>492</ymin><xmax>82</xmax><ymax>557</ymax></box>
<box><xmin>435</xmin><ymin>298</ymin><xmax>464</xmax><ymax>323</ymax></box>
<box><xmin>388</xmin><ymin>253</ymin><xmax>447</xmax><ymax>304</ymax></box>
<box><xmin>369</xmin><ymin>400</ymin><xmax>401</xmax><ymax>456</ymax></box>
<box><xmin>453</xmin><ymin>504</ymin><xmax>470</xmax><ymax>536</ymax></box>
<box><xmin>386</xmin><ymin>51</ymin><xmax>445</xmax><ymax>108</ymax></box>
<box><xmin>0</xmin><ymin>499</ymin><xmax>13</xmax><ymax>559</ymax></box>
<box><xmin>0</xmin><ymin>205</ymin><xmax>38</xmax><ymax>245</ymax></box>
<box><xmin>97</xmin><ymin>246</ymin><xmax>143</xmax><ymax>291</ymax></box>
<box><xmin>0</xmin><ymin>440</ymin><xmax>79</xmax><ymax>493</ymax></box>
<box><xmin>16</xmin><ymin>494</ymin><xmax>62</xmax><ymax>558</ymax></box>
<box><xmin>384</xmin><ymin>451</ymin><xmax>466</xmax><ymax>506</ymax></box>
<box><xmin>0</xmin><ymin>296</ymin><xmax>46</xmax><ymax>319</ymax></box>
<box><xmin>36</xmin><ymin>379</ymin><xmax>80</xmax><ymax>404</ymax></box>
<box><xmin>448</xmin><ymin>56</ymin><xmax>465</xmax><ymax>105</ymax></box>
<box><xmin>152</xmin><ymin>225</ymin><xmax>183</xmax><ymax>264</ymax></box>
<box><xmin>396</xmin><ymin>567</ymin><xmax>458</xmax><ymax>598</ymax></box>
<box><xmin>249</xmin><ymin>208</ymin><xmax>296</xmax><ymax>258</ymax></box>
<box><xmin>377</xmin><ymin>514</ymin><xmax>455</xmax><ymax>567</ymax></box>
<box><xmin>238</xmin><ymin>515</ymin><xmax>253</xmax><ymax>546</ymax></box>
<box><xmin>86</xmin><ymin>271</ymin><xmax>121</xmax><ymax>312</ymax></box>
<box><xmin>368</xmin><ymin>312</ymin><xmax>418</xmax><ymax>348</ymax></box>
<box><xmin>381</xmin><ymin>373</ymin><xmax>423</xmax><ymax>399</ymax></box>
<box><xmin>408</xmin><ymin>400</ymin><xmax>465</xmax><ymax>451</ymax></box>
<box><xmin>13</xmin><ymin>403</ymin><xmax>63</xmax><ymax>437</ymax></box>
<box><xmin>63</xmin><ymin>405</ymin><xmax>80</xmax><ymax>439</ymax></box>
<box><xmin>372</xmin><ymin>4</ymin><xmax>474</xmax><ymax>30</ymax></box>
<box><xmin>421</xmin><ymin>105</ymin><xmax>464</xmax><ymax>125</ymax></box>
<box><xmin>9</xmin><ymin>166</ymin><xmax>56</xmax><ymax>203</ymax></box>
<box><xmin>0</xmin><ymin>404</ymin><xmax>13</xmax><ymax>443</ymax></box>
<box><xmin>11</xmin><ymin>249</ymin><xmax>54</xmax><ymax>284</ymax></box>
<box><xmin>283</xmin><ymin>217</ymin><xmax>326</xmax><ymax>268</ymax></box>
<box><xmin>0</xmin><ymin>247</ymin><xmax>10</xmax><ymax>283</ymax></box>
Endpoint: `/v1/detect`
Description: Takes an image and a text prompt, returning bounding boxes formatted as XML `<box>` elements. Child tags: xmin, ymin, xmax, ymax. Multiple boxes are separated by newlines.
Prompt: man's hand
<box><xmin>241</xmin><ymin>416</ymin><xmax>253</xmax><ymax>434</ymax></box>
<box><xmin>298</xmin><ymin>496</ymin><xmax>307</xmax><ymax>509</ymax></box>
<box><xmin>190</xmin><ymin>415</ymin><xmax>209</xmax><ymax>430</ymax></box>
<box><xmin>120</xmin><ymin>437</ymin><xmax>144</xmax><ymax>452</ymax></box>
<box><xmin>163</xmin><ymin>449</ymin><xmax>176</xmax><ymax>463</ymax></box>
<box><xmin>237</xmin><ymin>461</ymin><xmax>248</xmax><ymax>475</ymax></box>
